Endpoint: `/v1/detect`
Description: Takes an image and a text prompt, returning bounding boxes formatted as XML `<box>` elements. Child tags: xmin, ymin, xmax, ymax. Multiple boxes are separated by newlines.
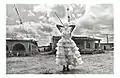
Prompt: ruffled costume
<box><xmin>56</xmin><ymin>27</ymin><xmax>83</xmax><ymax>66</ymax></box>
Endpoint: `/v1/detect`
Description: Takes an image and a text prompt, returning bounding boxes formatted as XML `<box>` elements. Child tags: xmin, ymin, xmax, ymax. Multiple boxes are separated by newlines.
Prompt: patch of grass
<box><xmin>6</xmin><ymin>52</ymin><xmax>114</xmax><ymax>74</ymax></box>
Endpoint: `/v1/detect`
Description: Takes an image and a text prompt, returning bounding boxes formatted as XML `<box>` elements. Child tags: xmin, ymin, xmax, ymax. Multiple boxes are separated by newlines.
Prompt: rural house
<box><xmin>51</xmin><ymin>36</ymin><xmax>101</xmax><ymax>54</ymax></box>
<box><xmin>6</xmin><ymin>38</ymin><xmax>39</xmax><ymax>56</ymax></box>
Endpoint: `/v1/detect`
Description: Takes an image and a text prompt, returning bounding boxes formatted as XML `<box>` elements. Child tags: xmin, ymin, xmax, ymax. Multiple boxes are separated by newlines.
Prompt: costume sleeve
<box><xmin>56</xmin><ymin>25</ymin><xmax>64</xmax><ymax>32</ymax></box>
<box><xmin>69</xmin><ymin>25</ymin><xmax>75</xmax><ymax>32</ymax></box>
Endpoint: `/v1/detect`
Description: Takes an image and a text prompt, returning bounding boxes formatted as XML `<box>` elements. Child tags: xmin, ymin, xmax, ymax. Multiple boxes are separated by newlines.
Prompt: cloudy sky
<box><xmin>6</xmin><ymin>4</ymin><xmax>114</xmax><ymax>45</ymax></box>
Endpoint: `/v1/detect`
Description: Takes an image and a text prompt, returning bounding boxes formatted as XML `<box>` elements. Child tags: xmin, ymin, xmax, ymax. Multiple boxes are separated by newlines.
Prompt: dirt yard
<box><xmin>6</xmin><ymin>52</ymin><xmax>114</xmax><ymax>74</ymax></box>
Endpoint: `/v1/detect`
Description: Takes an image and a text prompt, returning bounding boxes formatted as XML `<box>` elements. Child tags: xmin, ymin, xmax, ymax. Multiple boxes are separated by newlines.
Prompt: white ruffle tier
<box><xmin>56</xmin><ymin>38</ymin><xmax>83</xmax><ymax>66</ymax></box>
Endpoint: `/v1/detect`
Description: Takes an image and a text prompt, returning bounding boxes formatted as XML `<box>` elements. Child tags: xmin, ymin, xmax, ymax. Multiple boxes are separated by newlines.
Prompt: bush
<box><xmin>6</xmin><ymin>52</ymin><xmax>13</xmax><ymax>57</ymax></box>
<box><xmin>11</xmin><ymin>51</ymin><xmax>39</xmax><ymax>57</ymax></box>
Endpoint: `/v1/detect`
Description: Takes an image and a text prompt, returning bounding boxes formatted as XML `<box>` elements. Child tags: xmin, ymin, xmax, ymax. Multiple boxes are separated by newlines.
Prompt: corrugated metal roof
<box><xmin>6</xmin><ymin>37</ymin><xmax>37</xmax><ymax>42</ymax></box>
<box><xmin>53</xmin><ymin>36</ymin><xmax>101</xmax><ymax>41</ymax></box>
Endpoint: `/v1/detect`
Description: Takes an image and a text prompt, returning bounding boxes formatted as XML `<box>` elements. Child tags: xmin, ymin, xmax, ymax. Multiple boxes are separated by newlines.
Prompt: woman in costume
<box><xmin>56</xmin><ymin>23</ymin><xmax>83</xmax><ymax>71</ymax></box>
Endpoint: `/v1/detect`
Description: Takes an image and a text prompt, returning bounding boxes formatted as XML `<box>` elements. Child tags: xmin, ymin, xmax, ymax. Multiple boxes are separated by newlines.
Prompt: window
<box><xmin>86</xmin><ymin>41</ymin><xmax>90</xmax><ymax>48</ymax></box>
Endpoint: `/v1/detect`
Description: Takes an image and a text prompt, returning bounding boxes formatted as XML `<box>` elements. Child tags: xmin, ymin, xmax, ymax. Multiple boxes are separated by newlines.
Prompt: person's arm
<box><xmin>56</xmin><ymin>25</ymin><xmax>64</xmax><ymax>32</ymax></box>
<box><xmin>69</xmin><ymin>25</ymin><xmax>75</xmax><ymax>32</ymax></box>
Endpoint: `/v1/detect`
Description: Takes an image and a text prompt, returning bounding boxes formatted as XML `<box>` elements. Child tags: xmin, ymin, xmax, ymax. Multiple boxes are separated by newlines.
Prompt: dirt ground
<box><xmin>6</xmin><ymin>52</ymin><xmax>114</xmax><ymax>74</ymax></box>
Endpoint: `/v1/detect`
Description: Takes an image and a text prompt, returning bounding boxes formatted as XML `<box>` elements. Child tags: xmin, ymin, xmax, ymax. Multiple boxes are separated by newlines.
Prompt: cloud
<box><xmin>6</xmin><ymin>4</ymin><xmax>40</xmax><ymax>25</ymax></box>
<box><xmin>33</xmin><ymin>4</ymin><xmax>54</xmax><ymax>13</ymax></box>
<box><xmin>28</xmin><ymin>10</ymin><xmax>35</xmax><ymax>16</ymax></box>
<box><xmin>51</xmin><ymin>4</ymin><xmax>66</xmax><ymax>18</ymax></box>
<box><xmin>72</xmin><ymin>4</ymin><xmax>113</xmax><ymax>42</ymax></box>
<box><xmin>6</xmin><ymin>4</ymin><xmax>114</xmax><ymax>43</ymax></box>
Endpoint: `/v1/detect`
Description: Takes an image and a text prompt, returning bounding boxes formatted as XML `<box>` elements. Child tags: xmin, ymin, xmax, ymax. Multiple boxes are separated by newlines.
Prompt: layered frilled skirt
<box><xmin>56</xmin><ymin>38</ymin><xmax>83</xmax><ymax>66</ymax></box>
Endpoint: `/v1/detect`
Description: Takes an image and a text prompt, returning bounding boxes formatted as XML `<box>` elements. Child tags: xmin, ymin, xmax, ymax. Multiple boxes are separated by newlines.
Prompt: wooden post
<box><xmin>92</xmin><ymin>41</ymin><xmax>95</xmax><ymax>49</ymax></box>
<box><xmin>84</xmin><ymin>41</ymin><xmax>86</xmax><ymax>49</ymax></box>
<box><xmin>98</xmin><ymin>40</ymin><xmax>100</xmax><ymax>49</ymax></box>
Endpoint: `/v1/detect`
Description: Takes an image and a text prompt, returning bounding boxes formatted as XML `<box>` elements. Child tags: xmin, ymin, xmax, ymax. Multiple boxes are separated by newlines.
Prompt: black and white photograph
<box><xmin>6</xmin><ymin>3</ymin><xmax>114</xmax><ymax>74</ymax></box>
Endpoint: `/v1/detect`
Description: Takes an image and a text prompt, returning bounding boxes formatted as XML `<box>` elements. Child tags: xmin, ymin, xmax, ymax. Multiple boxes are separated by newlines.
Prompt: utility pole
<box><xmin>104</xmin><ymin>34</ymin><xmax>114</xmax><ymax>44</ymax></box>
